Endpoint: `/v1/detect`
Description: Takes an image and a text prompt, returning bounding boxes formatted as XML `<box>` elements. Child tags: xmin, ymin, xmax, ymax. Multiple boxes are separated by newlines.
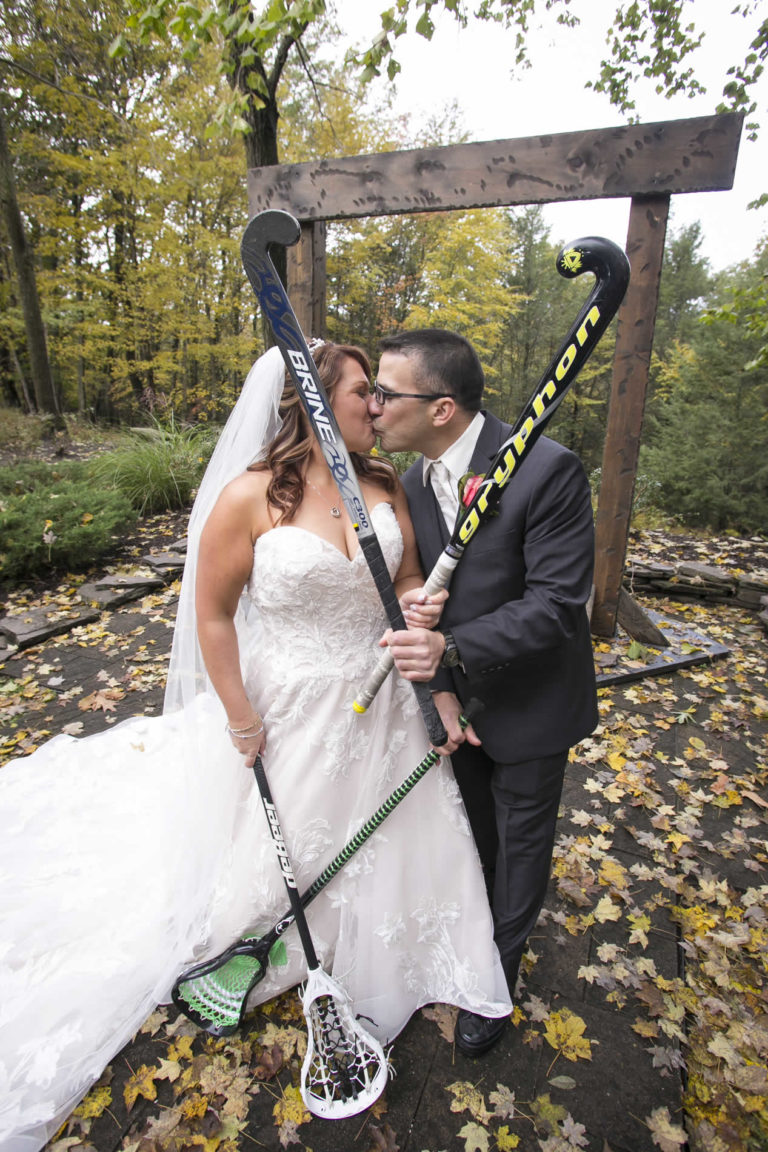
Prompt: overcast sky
<box><xmin>332</xmin><ymin>0</ymin><xmax>767</xmax><ymax>271</ymax></box>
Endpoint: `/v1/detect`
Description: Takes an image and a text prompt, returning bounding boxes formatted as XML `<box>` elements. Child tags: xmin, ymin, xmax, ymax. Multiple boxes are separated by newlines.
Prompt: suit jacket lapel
<box><xmin>469</xmin><ymin>410</ymin><xmax>509</xmax><ymax>475</ymax></box>
<box><xmin>410</xmin><ymin>469</ymin><xmax>449</xmax><ymax>566</ymax></box>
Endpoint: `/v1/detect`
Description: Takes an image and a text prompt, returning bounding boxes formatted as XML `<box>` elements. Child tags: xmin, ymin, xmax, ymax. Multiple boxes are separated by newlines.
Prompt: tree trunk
<box><xmin>0</xmin><ymin>105</ymin><xmax>64</xmax><ymax>426</ymax></box>
<box><xmin>227</xmin><ymin>23</ymin><xmax>308</xmax><ymax>291</ymax></box>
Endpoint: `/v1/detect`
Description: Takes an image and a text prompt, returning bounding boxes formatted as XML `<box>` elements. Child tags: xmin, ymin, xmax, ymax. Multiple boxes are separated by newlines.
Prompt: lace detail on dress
<box><xmin>0</xmin><ymin>501</ymin><xmax>511</xmax><ymax>1152</ymax></box>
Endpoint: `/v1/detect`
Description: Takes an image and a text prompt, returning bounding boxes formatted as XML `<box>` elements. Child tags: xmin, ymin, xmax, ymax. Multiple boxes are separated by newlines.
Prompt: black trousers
<box><xmin>451</xmin><ymin>741</ymin><xmax>568</xmax><ymax>998</ymax></box>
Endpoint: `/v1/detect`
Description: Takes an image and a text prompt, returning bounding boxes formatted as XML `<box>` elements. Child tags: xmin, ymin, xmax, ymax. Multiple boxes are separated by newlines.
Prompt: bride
<box><xmin>0</xmin><ymin>341</ymin><xmax>511</xmax><ymax>1151</ymax></box>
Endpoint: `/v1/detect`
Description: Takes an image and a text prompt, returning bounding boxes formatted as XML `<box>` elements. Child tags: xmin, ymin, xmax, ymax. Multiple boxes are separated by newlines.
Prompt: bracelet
<box><xmin>225</xmin><ymin>721</ymin><xmax>264</xmax><ymax>739</ymax></box>
<box><xmin>227</xmin><ymin>717</ymin><xmax>261</xmax><ymax>734</ymax></box>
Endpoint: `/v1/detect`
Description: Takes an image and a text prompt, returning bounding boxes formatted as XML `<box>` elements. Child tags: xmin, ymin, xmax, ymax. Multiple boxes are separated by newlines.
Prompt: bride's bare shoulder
<box><xmin>208</xmin><ymin>468</ymin><xmax>272</xmax><ymax>526</ymax></box>
<box><xmin>226</xmin><ymin>468</ymin><xmax>271</xmax><ymax>499</ymax></box>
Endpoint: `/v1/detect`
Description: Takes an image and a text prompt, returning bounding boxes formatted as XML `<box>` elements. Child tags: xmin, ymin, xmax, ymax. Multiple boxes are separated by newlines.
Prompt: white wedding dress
<box><xmin>0</xmin><ymin>501</ymin><xmax>511</xmax><ymax>1151</ymax></box>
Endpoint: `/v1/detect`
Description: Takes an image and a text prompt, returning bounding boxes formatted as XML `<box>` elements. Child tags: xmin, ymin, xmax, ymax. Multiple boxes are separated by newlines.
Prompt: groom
<box><xmin>370</xmin><ymin>329</ymin><xmax>598</xmax><ymax>1057</ymax></box>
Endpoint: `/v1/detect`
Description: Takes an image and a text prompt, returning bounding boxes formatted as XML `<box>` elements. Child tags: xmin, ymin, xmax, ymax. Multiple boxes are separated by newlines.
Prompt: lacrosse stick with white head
<box><xmin>251</xmin><ymin>754</ymin><xmax>387</xmax><ymax>1119</ymax></box>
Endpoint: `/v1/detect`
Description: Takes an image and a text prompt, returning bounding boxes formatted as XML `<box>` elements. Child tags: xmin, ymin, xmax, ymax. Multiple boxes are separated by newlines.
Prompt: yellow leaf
<box><xmin>530</xmin><ymin>1092</ymin><xmax>568</xmax><ymax>1135</ymax></box>
<box><xmin>628</xmin><ymin>912</ymin><xmax>651</xmax><ymax>948</ymax></box>
<box><xmin>259</xmin><ymin>1022</ymin><xmax>306</xmax><ymax>1059</ymax></box>
<box><xmin>446</xmin><ymin>1080</ymin><xmax>492</xmax><ymax>1123</ymax></box>
<box><xmin>124</xmin><ymin>1063</ymin><xmax>158</xmax><ymax>1111</ymax></box>
<box><xmin>73</xmin><ymin>1084</ymin><xmax>111</xmax><ymax>1118</ymax></box>
<box><xmin>511</xmin><ymin>1005</ymin><xmax>526</xmax><ymax>1028</ymax></box>
<box><xmin>598</xmin><ymin>858</ymin><xmax>629</xmax><ymax>891</ymax></box>
<box><xmin>273</xmin><ymin>1083</ymin><xmax>310</xmax><ymax>1129</ymax></box>
<box><xmin>496</xmin><ymin>1126</ymin><xmax>520</xmax><ymax>1150</ymax></box>
<box><xmin>543</xmin><ymin>1009</ymin><xmax>592</xmax><ymax>1063</ymax></box>
<box><xmin>181</xmin><ymin>1091</ymin><xmax>210</xmax><ymax>1120</ymax></box>
<box><xmin>81</xmin><ymin>513</ymin><xmax>94</xmax><ymax>525</ymax></box>
<box><xmin>167</xmin><ymin>1034</ymin><xmax>195</xmax><ymax>1063</ymax></box>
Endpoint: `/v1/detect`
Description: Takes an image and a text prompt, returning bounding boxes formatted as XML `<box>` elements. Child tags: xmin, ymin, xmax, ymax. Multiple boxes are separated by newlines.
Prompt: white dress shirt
<box><xmin>422</xmin><ymin>411</ymin><xmax>486</xmax><ymax>529</ymax></box>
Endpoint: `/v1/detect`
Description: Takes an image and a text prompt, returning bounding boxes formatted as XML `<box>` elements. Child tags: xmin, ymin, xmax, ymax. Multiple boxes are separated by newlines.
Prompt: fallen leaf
<box><xmin>254</xmin><ymin>1043</ymin><xmax>284</xmax><ymax>1080</ymax></box>
<box><xmin>73</xmin><ymin>1084</ymin><xmax>111</xmax><ymax>1118</ymax></box>
<box><xmin>646</xmin><ymin>1105</ymin><xmax>687</xmax><ymax>1151</ymax></box>
<box><xmin>548</xmin><ymin>1075</ymin><xmax>577</xmax><ymax>1090</ymax></box>
<box><xmin>367</xmin><ymin>1122</ymin><xmax>400</xmax><ymax>1152</ymax></box>
<box><xmin>124</xmin><ymin>1064</ymin><xmax>158</xmax><ymax>1111</ymax></box>
<box><xmin>593</xmin><ymin>894</ymin><xmax>622</xmax><ymax>923</ymax></box>
<box><xmin>543</xmin><ymin>1009</ymin><xmax>593</xmax><ymax>1063</ymax></box>
<box><xmin>446</xmin><ymin>1081</ymin><xmax>491</xmax><ymax>1123</ymax></box>
<box><xmin>259</xmin><ymin>1022</ymin><xmax>305</xmax><ymax>1060</ymax></box>
<box><xmin>530</xmin><ymin>1093</ymin><xmax>568</xmax><ymax>1136</ymax></box>
<box><xmin>272</xmin><ymin>1084</ymin><xmax>310</xmax><ymax>1139</ymax></box>
<box><xmin>421</xmin><ymin>1002</ymin><xmax>457</xmax><ymax>1043</ymax></box>
<box><xmin>457</xmin><ymin>1122</ymin><xmax>490</xmax><ymax>1152</ymax></box>
<box><xmin>78</xmin><ymin>688</ymin><xmax>125</xmax><ymax>713</ymax></box>
<box><xmin>489</xmin><ymin>1083</ymin><xmax>516</xmax><ymax>1119</ymax></box>
<box><xmin>496</xmin><ymin>1127</ymin><xmax>520</xmax><ymax>1151</ymax></box>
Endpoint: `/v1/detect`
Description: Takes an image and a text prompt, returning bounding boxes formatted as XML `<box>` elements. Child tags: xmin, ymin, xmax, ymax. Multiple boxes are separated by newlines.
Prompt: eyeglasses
<box><xmin>372</xmin><ymin>381</ymin><xmax>454</xmax><ymax>405</ymax></box>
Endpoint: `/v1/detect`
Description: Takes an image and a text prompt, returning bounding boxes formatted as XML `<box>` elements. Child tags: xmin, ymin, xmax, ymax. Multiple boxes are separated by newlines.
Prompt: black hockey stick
<box><xmin>240</xmin><ymin>209</ymin><xmax>446</xmax><ymax>748</ymax></box>
<box><xmin>354</xmin><ymin>236</ymin><xmax>630</xmax><ymax>712</ymax></box>
<box><xmin>171</xmin><ymin>701</ymin><xmax>482</xmax><ymax>1036</ymax></box>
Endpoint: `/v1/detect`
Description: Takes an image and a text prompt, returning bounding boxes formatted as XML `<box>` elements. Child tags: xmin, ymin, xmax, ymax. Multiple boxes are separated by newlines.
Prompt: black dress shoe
<box><xmin>454</xmin><ymin>1009</ymin><xmax>508</xmax><ymax>1056</ymax></box>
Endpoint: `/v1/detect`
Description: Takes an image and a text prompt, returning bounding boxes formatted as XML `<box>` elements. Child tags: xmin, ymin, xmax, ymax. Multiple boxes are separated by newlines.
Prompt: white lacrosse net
<box><xmin>300</xmin><ymin>966</ymin><xmax>388</xmax><ymax>1119</ymax></box>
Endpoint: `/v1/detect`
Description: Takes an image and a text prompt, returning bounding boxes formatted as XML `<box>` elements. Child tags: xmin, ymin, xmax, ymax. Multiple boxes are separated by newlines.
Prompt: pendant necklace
<box><xmin>306</xmin><ymin>477</ymin><xmax>342</xmax><ymax>518</ymax></box>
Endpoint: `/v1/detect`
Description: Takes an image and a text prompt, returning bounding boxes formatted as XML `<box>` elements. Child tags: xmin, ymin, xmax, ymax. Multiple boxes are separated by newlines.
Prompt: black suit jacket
<box><xmin>402</xmin><ymin>411</ymin><xmax>598</xmax><ymax>764</ymax></box>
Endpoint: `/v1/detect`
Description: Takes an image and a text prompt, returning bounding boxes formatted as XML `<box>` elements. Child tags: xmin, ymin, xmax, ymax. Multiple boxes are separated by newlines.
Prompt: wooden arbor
<box><xmin>246</xmin><ymin>112</ymin><xmax>743</xmax><ymax>637</ymax></box>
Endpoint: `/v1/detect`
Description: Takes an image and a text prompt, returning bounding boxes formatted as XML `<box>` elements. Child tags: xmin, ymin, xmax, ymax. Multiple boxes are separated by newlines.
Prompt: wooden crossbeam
<box><xmin>248</xmin><ymin>113</ymin><xmax>743</xmax><ymax>221</ymax></box>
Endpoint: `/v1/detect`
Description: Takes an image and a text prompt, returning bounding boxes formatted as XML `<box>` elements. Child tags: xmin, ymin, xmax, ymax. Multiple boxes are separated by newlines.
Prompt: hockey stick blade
<box><xmin>241</xmin><ymin>210</ymin><xmax>446</xmax><ymax>748</ymax></box>
<box><xmin>354</xmin><ymin>235</ymin><xmax>630</xmax><ymax>712</ymax></box>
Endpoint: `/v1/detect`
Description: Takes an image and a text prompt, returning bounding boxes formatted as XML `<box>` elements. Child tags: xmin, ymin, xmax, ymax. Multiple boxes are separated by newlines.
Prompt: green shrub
<box><xmin>92</xmin><ymin>417</ymin><xmax>218</xmax><ymax>515</ymax></box>
<box><xmin>0</xmin><ymin>459</ymin><xmax>89</xmax><ymax>497</ymax></box>
<box><xmin>0</xmin><ymin>473</ymin><xmax>136</xmax><ymax>582</ymax></box>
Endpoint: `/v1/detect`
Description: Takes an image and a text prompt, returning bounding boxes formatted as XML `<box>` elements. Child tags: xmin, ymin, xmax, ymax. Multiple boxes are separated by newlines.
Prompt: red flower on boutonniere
<box><xmin>455</xmin><ymin>471</ymin><xmax>499</xmax><ymax>528</ymax></box>
<box><xmin>458</xmin><ymin>472</ymin><xmax>484</xmax><ymax>507</ymax></box>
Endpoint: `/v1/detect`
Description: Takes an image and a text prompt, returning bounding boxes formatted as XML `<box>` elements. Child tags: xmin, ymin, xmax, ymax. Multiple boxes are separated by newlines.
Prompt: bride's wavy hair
<box><xmin>251</xmin><ymin>342</ymin><xmax>397</xmax><ymax>524</ymax></box>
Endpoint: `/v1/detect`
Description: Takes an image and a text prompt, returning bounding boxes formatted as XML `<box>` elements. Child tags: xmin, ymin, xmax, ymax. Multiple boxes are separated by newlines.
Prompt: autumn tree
<box><xmin>0</xmin><ymin>103</ymin><xmax>62</xmax><ymax>422</ymax></box>
<box><xmin>640</xmin><ymin>244</ymin><xmax>768</xmax><ymax>532</ymax></box>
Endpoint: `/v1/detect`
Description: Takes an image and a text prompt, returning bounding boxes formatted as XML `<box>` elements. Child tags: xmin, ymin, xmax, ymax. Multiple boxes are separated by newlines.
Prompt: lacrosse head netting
<box><xmin>172</xmin><ymin>937</ymin><xmax>268</xmax><ymax>1036</ymax></box>
<box><xmin>299</xmin><ymin>965</ymin><xmax>387</xmax><ymax>1119</ymax></box>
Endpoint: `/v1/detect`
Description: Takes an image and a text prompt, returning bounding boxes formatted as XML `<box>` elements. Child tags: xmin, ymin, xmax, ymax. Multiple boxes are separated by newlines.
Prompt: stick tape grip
<box><xmin>353</xmin><ymin>550</ymin><xmax>461</xmax><ymax>714</ymax></box>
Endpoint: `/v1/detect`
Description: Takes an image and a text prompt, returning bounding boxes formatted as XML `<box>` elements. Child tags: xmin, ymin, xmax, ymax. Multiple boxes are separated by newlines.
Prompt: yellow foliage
<box><xmin>272</xmin><ymin>1083</ymin><xmax>310</xmax><ymax>1129</ymax></box>
<box><xmin>124</xmin><ymin>1063</ymin><xmax>158</xmax><ymax>1111</ymax></box>
<box><xmin>446</xmin><ymin>1080</ymin><xmax>492</xmax><ymax>1123</ymax></box>
<box><xmin>496</xmin><ymin>1126</ymin><xmax>520</xmax><ymax>1150</ymax></box>
<box><xmin>543</xmin><ymin>1009</ymin><xmax>592</xmax><ymax>1063</ymax></box>
<box><xmin>73</xmin><ymin>1084</ymin><xmax>112</xmax><ymax>1118</ymax></box>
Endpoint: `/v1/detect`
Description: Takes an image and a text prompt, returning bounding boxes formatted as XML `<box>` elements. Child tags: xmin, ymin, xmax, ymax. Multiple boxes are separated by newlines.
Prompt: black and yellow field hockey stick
<box><xmin>353</xmin><ymin>236</ymin><xmax>630</xmax><ymax>713</ymax></box>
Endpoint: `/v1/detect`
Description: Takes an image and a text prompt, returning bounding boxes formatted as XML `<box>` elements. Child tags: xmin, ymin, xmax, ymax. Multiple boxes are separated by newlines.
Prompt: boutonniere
<box><xmin>456</xmin><ymin>471</ymin><xmax>499</xmax><ymax>524</ymax></box>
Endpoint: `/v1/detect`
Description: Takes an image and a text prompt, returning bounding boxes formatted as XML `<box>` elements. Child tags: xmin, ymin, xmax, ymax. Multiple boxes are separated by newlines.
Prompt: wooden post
<box><xmin>286</xmin><ymin>220</ymin><xmax>327</xmax><ymax>337</ymax></box>
<box><xmin>591</xmin><ymin>193</ymin><xmax>670</xmax><ymax>637</ymax></box>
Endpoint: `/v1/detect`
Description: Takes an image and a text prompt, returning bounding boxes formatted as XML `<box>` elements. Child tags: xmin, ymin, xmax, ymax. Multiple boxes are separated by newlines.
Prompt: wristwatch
<box><xmin>440</xmin><ymin>630</ymin><xmax>461</xmax><ymax>668</ymax></box>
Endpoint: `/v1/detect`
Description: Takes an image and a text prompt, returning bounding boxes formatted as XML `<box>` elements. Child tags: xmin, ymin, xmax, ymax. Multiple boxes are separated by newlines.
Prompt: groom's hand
<box><xmin>380</xmin><ymin>626</ymin><xmax>445</xmax><ymax>680</ymax></box>
<box><xmin>431</xmin><ymin>691</ymin><xmax>482</xmax><ymax>755</ymax></box>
